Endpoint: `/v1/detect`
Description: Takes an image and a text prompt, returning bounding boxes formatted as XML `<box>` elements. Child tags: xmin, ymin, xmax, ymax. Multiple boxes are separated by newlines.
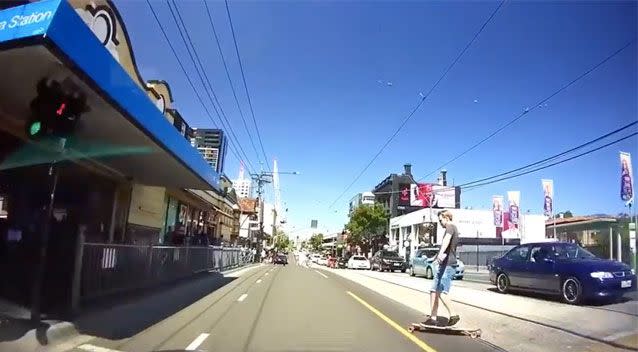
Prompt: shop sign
<box><xmin>0</xmin><ymin>0</ymin><xmax>58</xmax><ymax>42</ymax></box>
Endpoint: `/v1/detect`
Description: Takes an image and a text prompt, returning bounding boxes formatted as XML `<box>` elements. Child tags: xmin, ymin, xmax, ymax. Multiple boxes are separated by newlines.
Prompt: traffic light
<box><xmin>26</xmin><ymin>78</ymin><xmax>88</xmax><ymax>140</ymax></box>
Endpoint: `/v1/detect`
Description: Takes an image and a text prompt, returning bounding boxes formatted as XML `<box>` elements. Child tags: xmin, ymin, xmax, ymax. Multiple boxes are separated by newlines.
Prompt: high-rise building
<box><xmin>191</xmin><ymin>128</ymin><xmax>227</xmax><ymax>173</ymax></box>
<box><xmin>191</xmin><ymin>128</ymin><xmax>228</xmax><ymax>174</ymax></box>
<box><xmin>232</xmin><ymin>162</ymin><xmax>252</xmax><ymax>198</ymax></box>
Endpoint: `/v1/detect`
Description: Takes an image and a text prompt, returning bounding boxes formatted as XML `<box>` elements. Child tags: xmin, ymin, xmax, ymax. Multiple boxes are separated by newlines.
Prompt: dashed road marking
<box><xmin>256</xmin><ymin>279</ymin><xmax>262</xmax><ymax>283</ymax></box>
<box><xmin>314</xmin><ymin>270</ymin><xmax>328</xmax><ymax>279</ymax></box>
<box><xmin>185</xmin><ymin>333</ymin><xmax>209</xmax><ymax>350</ymax></box>
<box><xmin>237</xmin><ymin>293</ymin><xmax>248</xmax><ymax>302</ymax></box>
<box><xmin>265</xmin><ymin>272</ymin><xmax>269</xmax><ymax>276</ymax></box>
<box><xmin>346</xmin><ymin>291</ymin><xmax>437</xmax><ymax>352</ymax></box>
<box><xmin>77</xmin><ymin>344</ymin><xmax>123</xmax><ymax>352</ymax></box>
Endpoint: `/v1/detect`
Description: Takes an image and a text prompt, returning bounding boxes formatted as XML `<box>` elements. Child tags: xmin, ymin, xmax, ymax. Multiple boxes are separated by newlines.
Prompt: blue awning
<box><xmin>0</xmin><ymin>0</ymin><xmax>220</xmax><ymax>190</ymax></box>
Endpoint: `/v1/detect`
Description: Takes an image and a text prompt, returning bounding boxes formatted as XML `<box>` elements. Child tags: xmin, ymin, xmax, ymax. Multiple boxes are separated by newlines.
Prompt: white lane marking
<box><xmin>256</xmin><ymin>279</ymin><xmax>262</xmax><ymax>283</ymax></box>
<box><xmin>237</xmin><ymin>293</ymin><xmax>248</xmax><ymax>302</ymax></box>
<box><xmin>314</xmin><ymin>270</ymin><xmax>328</xmax><ymax>279</ymax></box>
<box><xmin>265</xmin><ymin>272</ymin><xmax>269</xmax><ymax>276</ymax></box>
<box><xmin>185</xmin><ymin>333</ymin><xmax>210</xmax><ymax>351</ymax></box>
<box><xmin>77</xmin><ymin>344</ymin><xmax>123</xmax><ymax>352</ymax></box>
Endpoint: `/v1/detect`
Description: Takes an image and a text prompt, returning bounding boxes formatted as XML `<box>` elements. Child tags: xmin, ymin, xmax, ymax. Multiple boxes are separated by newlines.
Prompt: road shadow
<box><xmin>0</xmin><ymin>316</ymin><xmax>50</xmax><ymax>344</ymax></box>
<box><xmin>74</xmin><ymin>271</ymin><xmax>236</xmax><ymax>340</ymax></box>
<box><xmin>486</xmin><ymin>287</ymin><xmax>636</xmax><ymax>307</ymax></box>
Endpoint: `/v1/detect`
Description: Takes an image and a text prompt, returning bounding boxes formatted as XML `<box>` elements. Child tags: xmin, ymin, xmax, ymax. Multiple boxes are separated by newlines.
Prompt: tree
<box><xmin>554</xmin><ymin>210</ymin><xmax>574</xmax><ymax>219</ymax></box>
<box><xmin>345</xmin><ymin>204</ymin><xmax>389</xmax><ymax>253</ymax></box>
<box><xmin>309</xmin><ymin>233</ymin><xmax>324</xmax><ymax>251</ymax></box>
<box><xmin>273</xmin><ymin>230</ymin><xmax>292</xmax><ymax>251</ymax></box>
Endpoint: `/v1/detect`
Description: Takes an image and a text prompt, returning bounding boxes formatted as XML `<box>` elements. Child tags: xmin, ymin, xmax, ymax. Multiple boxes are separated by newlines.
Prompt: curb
<box><xmin>0</xmin><ymin>320</ymin><xmax>80</xmax><ymax>352</ymax></box>
<box><xmin>44</xmin><ymin>321</ymin><xmax>80</xmax><ymax>346</ymax></box>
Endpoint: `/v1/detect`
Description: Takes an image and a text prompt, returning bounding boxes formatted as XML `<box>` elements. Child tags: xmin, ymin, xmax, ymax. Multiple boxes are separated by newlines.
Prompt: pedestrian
<box><xmin>423</xmin><ymin>210</ymin><xmax>460</xmax><ymax>327</ymax></box>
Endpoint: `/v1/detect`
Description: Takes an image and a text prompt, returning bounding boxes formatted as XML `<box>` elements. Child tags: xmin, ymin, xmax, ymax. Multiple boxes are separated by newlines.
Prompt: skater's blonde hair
<box><xmin>438</xmin><ymin>210</ymin><xmax>453</xmax><ymax>221</ymax></box>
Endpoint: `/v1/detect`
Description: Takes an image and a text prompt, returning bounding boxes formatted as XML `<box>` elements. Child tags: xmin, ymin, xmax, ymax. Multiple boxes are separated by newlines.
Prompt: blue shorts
<box><xmin>430</xmin><ymin>264</ymin><xmax>456</xmax><ymax>294</ymax></box>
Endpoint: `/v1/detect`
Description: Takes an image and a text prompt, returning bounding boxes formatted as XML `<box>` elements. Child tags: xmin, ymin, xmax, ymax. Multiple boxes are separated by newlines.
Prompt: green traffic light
<box><xmin>29</xmin><ymin>121</ymin><xmax>41</xmax><ymax>136</ymax></box>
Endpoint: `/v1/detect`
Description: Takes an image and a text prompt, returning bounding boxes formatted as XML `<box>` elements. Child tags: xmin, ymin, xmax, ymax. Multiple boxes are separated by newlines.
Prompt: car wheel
<box><xmin>426</xmin><ymin>267</ymin><xmax>433</xmax><ymax>279</ymax></box>
<box><xmin>409</xmin><ymin>266</ymin><xmax>415</xmax><ymax>277</ymax></box>
<box><xmin>401</xmin><ymin>269</ymin><xmax>406</xmax><ymax>273</ymax></box>
<box><xmin>562</xmin><ymin>277</ymin><xmax>583</xmax><ymax>305</ymax></box>
<box><xmin>496</xmin><ymin>273</ymin><xmax>510</xmax><ymax>293</ymax></box>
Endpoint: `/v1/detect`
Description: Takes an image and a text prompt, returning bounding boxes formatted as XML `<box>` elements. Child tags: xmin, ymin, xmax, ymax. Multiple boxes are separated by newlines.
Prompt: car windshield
<box><xmin>553</xmin><ymin>243</ymin><xmax>596</xmax><ymax>260</ymax></box>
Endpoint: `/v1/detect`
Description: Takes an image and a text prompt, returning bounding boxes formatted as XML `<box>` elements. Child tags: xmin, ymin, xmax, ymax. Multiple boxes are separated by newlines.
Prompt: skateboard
<box><xmin>408</xmin><ymin>323</ymin><xmax>482</xmax><ymax>339</ymax></box>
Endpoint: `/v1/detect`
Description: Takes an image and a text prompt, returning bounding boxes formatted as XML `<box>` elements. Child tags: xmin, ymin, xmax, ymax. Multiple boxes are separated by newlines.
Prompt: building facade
<box><xmin>373</xmin><ymin>164</ymin><xmax>461</xmax><ymax>218</ymax></box>
<box><xmin>348</xmin><ymin>191</ymin><xmax>375</xmax><ymax>215</ymax></box>
<box><xmin>191</xmin><ymin>128</ymin><xmax>228</xmax><ymax>174</ymax></box>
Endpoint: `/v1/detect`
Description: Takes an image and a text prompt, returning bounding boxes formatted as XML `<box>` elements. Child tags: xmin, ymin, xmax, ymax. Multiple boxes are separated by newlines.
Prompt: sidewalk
<box><xmin>0</xmin><ymin>264</ymin><xmax>260</xmax><ymax>352</ymax></box>
<box><xmin>319</xmin><ymin>266</ymin><xmax>638</xmax><ymax>352</ymax></box>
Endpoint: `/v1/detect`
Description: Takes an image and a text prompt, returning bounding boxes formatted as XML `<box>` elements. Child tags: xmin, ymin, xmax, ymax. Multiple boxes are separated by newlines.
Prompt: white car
<box><xmin>318</xmin><ymin>256</ymin><xmax>328</xmax><ymax>266</ymax></box>
<box><xmin>347</xmin><ymin>255</ymin><xmax>371</xmax><ymax>270</ymax></box>
<box><xmin>311</xmin><ymin>254</ymin><xmax>320</xmax><ymax>263</ymax></box>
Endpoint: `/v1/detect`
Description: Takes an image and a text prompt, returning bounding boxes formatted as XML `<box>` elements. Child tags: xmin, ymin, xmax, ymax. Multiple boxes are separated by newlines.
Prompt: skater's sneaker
<box><xmin>448</xmin><ymin>315</ymin><xmax>460</xmax><ymax>326</ymax></box>
<box><xmin>421</xmin><ymin>317</ymin><xmax>439</xmax><ymax>326</ymax></box>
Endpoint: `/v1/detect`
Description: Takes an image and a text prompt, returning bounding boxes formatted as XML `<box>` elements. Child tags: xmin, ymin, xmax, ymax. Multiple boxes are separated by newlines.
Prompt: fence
<box><xmin>79</xmin><ymin>243</ymin><xmax>251</xmax><ymax>301</ymax></box>
<box><xmin>457</xmin><ymin>249</ymin><xmax>511</xmax><ymax>268</ymax></box>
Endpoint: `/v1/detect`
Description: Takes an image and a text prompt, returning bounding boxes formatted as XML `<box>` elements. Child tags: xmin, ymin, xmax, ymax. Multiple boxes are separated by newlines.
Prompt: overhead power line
<box><xmin>419</xmin><ymin>38</ymin><xmax>637</xmax><ymax>182</ymax></box>
<box><xmin>224</xmin><ymin>0</ymin><xmax>271</xmax><ymax>172</ymax></box>
<box><xmin>167</xmin><ymin>0</ymin><xmax>260</xmax><ymax>173</ymax></box>
<box><xmin>372</xmin><ymin>121</ymin><xmax>637</xmax><ymax>195</ymax></box>
<box><xmin>146</xmin><ymin>0</ymin><xmax>256</xmax><ymax>175</ymax></box>
<box><xmin>459</xmin><ymin>120</ymin><xmax>637</xmax><ymax>188</ymax></box>
<box><xmin>328</xmin><ymin>1</ymin><xmax>506</xmax><ymax>208</ymax></box>
<box><xmin>202</xmin><ymin>0</ymin><xmax>262</xmax><ymax>166</ymax></box>
<box><xmin>461</xmin><ymin>132</ymin><xmax>637</xmax><ymax>191</ymax></box>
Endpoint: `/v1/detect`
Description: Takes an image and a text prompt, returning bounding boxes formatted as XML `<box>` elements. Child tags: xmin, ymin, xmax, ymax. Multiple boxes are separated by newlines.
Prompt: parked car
<box><xmin>337</xmin><ymin>256</ymin><xmax>349</xmax><ymax>269</ymax></box>
<box><xmin>409</xmin><ymin>247</ymin><xmax>465</xmax><ymax>279</ymax></box>
<box><xmin>489</xmin><ymin>242</ymin><xmax>637</xmax><ymax>304</ymax></box>
<box><xmin>370</xmin><ymin>250</ymin><xmax>406</xmax><ymax>272</ymax></box>
<box><xmin>311</xmin><ymin>253</ymin><xmax>321</xmax><ymax>264</ymax></box>
<box><xmin>347</xmin><ymin>255</ymin><xmax>371</xmax><ymax>270</ymax></box>
<box><xmin>273</xmin><ymin>253</ymin><xmax>288</xmax><ymax>265</ymax></box>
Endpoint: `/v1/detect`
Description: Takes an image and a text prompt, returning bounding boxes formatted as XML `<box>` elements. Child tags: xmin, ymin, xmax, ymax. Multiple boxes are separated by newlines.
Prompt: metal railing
<box><xmin>79</xmin><ymin>243</ymin><xmax>251</xmax><ymax>300</ymax></box>
<box><xmin>457</xmin><ymin>250</ymin><xmax>510</xmax><ymax>268</ymax></box>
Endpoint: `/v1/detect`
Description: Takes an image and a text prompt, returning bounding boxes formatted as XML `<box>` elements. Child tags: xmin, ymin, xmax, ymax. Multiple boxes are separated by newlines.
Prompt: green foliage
<box><xmin>345</xmin><ymin>203</ymin><xmax>389</xmax><ymax>248</ymax></box>
<box><xmin>309</xmin><ymin>233</ymin><xmax>324</xmax><ymax>251</ymax></box>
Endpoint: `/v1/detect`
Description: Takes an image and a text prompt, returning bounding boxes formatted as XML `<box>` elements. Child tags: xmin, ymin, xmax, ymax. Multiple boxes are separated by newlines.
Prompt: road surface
<box><xmin>66</xmin><ymin>263</ymin><xmax>502</xmax><ymax>352</ymax></box>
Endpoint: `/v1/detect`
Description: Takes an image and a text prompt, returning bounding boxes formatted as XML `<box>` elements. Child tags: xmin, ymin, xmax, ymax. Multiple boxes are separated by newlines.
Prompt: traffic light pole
<box><xmin>30</xmin><ymin>161</ymin><xmax>59</xmax><ymax>322</ymax></box>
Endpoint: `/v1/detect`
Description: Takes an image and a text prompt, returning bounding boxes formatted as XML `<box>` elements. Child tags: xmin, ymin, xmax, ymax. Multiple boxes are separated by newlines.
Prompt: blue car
<box><xmin>409</xmin><ymin>247</ymin><xmax>465</xmax><ymax>280</ymax></box>
<box><xmin>489</xmin><ymin>242</ymin><xmax>636</xmax><ymax>304</ymax></box>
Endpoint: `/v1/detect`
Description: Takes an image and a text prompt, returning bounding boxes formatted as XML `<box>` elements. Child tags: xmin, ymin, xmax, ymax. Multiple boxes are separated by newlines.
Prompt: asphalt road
<box><xmin>67</xmin><ymin>263</ymin><xmax>504</xmax><ymax>352</ymax></box>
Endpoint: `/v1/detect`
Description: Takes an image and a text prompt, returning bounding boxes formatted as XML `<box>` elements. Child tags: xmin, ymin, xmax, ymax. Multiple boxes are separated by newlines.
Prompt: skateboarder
<box><xmin>423</xmin><ymin>210</ymin><xmax>460</xmax><ymax>327</ymax></box>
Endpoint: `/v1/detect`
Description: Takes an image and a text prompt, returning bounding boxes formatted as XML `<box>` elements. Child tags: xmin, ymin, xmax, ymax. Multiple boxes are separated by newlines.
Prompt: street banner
<box><xmin>492</xmin><ymin>195</ymin><xmax>504</xmax><ymax>227</ymax></box>
<box><xmin>310</xmin><ymin>220</ymin><xmax>318</xmax><ymax>229</ymax></box>
<box><xmin>542</xmin><ymin>179</ymin><xmax>554</xmax><ymax>217</ymax></box>
<box><xmin>508</xmin><ymin>191</ymin><xmax>521</xmax><ymax>225</ymax></box>
<box><xmin>620</xmin><ymin>152</ymin><xmax>634</xmax><ymax>206</ymax></box>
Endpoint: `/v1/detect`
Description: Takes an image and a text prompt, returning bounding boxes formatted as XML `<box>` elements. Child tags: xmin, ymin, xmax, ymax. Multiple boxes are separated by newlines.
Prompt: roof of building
<box><xmin>238</xmin><ymin>198</ymin><xmax>258</xmax><ymax>213</ymax></box>
<box><xmin>545</xmin><ymin>216</ymin><xmax>617</xmax><ymax>227</ymax></box>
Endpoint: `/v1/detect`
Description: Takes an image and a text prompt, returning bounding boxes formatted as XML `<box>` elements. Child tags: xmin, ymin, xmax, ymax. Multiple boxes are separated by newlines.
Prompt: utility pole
<box><xmin>251</xmin><ymin>170</ymin><xmax>299</xmax><ymax>262</ymax></box>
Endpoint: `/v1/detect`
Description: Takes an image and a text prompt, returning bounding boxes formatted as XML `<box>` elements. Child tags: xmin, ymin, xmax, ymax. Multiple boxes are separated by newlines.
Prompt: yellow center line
<box><xmin>346</xmin><ymin>291</ymin><xmax>437</xmax><ymax>352</ymax></box>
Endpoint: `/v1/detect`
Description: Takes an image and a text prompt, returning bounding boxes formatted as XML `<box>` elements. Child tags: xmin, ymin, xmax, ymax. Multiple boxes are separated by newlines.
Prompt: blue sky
<box><xmin>115</xmin><ymin>0</ymin><xmax>637</xmax><ymax>236</ymax></box>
